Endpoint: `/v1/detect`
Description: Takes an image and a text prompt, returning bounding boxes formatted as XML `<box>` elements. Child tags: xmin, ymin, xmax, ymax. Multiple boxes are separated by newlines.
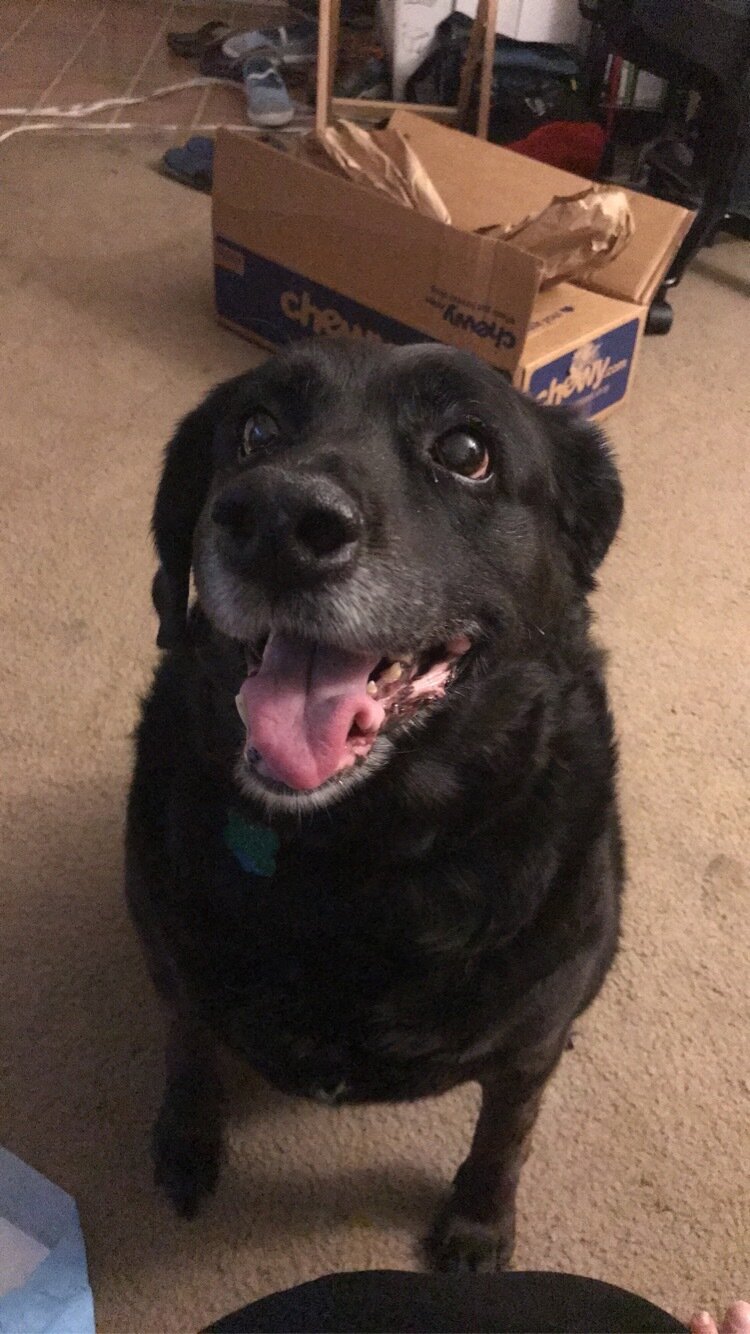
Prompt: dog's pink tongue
<box><xmin>239</xmin><ymin>632</ymin><xmax>385</xmax><ymax>791</ymax></box>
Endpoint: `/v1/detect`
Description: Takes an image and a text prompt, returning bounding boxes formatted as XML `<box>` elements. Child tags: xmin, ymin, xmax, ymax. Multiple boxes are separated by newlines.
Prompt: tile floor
<box><xmin>0</xmin><ymin>0</ymin><xmax>313</xmax><ymax>142</ymax></box>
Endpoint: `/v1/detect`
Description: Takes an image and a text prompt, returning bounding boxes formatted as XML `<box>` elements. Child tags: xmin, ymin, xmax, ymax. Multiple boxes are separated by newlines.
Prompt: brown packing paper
<box><xmin>309</xmin><ymin>121</ymin><xmax>452</xmax><ymax>224</ymax></box>
<box><xmin>477</xmin><ymin>186</ymin><xmax>635</xmax><ymax>287</ymax></box>
<box><xmin>305</xmin><ymin>126</ymin><xmax>633</xmax><ymax>284</ymax></box>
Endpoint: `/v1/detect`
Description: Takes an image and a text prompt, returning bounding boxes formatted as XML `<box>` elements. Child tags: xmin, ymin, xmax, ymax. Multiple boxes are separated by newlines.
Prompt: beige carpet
<box><xmin>1</xmin><ymin>133</ymin><xmax>748</xmax><ymax>1333</ymax></box>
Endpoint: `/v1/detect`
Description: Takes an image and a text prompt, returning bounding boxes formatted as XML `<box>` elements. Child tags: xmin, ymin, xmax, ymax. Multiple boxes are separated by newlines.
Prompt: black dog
<box><xmin>126</xmin><ymin>339</ymin><xmax>624</xmax><ymax>1271</ymax></box>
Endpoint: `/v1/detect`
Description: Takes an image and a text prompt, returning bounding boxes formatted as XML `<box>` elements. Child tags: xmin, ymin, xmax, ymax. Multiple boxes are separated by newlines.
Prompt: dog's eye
<box><xmin>431</xmin><ymin>428</ymin><xmax>491</xmax><ymax>480</ymax></box>
<box><xmin>239</xmin><ymin>411</ymin><xmax>280</xmax><ymax>458</ymax></box>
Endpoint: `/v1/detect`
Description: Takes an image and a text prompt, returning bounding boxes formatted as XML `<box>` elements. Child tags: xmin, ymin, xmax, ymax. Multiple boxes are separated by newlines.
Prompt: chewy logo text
<box><xmin>536</xmin><ymin>355</ymin><xmax>611</xmax><ymax>406</ymax></box>
<box><xmin>281</xmin><ymin>289</ymin><xmax>383</xmax><ymax>342</ymax></box>
<box><xmin>534</xmin><ymin>339</ymin><xmax>627</xmax><ymax>407</ymax></box>
<box><xmin>441</xmin><ymin>303</ymin><xmax>516</xmax><ymax>351</ymax></box>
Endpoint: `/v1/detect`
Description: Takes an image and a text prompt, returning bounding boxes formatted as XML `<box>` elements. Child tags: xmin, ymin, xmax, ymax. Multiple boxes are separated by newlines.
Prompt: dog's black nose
<box><xmin>212</xmin><ymin>470</ymin><xmax>362</xmax><ymax>583</ymax></box>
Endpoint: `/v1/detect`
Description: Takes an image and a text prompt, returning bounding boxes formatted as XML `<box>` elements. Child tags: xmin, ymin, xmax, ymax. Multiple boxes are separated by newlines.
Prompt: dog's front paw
<box><xmin>427</xmin><ymin>1204</ymin><xmax>515</xmax><ymax>1273</ymax></box>
<box><xmin>152</xmin><ymin>1101</ymin><xmax>221</xmax><ymax>1219</ymax></box>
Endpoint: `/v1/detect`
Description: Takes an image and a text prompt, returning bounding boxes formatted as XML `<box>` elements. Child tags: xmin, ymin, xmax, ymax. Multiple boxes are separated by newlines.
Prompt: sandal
<box><xmin>166</xmin><ymin>20</ymin><xmax>232</xmax><ymax>58</ymax></box>
<box><xmin>199</xmin><ymin>44</ymin><xmax>245</xmax><ymax>81</ymax></box>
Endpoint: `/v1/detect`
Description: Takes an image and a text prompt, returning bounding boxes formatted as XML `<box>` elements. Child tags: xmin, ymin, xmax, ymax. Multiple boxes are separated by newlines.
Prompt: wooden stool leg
<box><xmin>316</xmin><ymin>0</ymin><xmax>342</xmax><ymax>135</ymax></box>
<box><xmin>476</xmin><ymin>0</ymin><xmax>498</xmax><ymax>140</ymax></box>
<box><xmin>456</xmin><ymin>0</ymin><xmax>487</xmax><ymax>132</ymax></box>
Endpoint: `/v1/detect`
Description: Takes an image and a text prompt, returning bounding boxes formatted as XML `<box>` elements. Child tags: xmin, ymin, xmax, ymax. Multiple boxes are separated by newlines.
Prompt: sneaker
<box><xmin>224</xmin><ymin>19</ymin><xmax>317</xmax><ymax>68</ymax></box>
<box><xmin>243</xmin><ymin>56</ymin><xmax>294</xmax><ymax>127</ymax></box>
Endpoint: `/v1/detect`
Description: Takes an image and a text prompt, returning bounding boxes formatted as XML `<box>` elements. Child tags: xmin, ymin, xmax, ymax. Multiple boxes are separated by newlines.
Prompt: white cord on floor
<box><xmin>0</xmin><ymin>77</ymin><xmax>239</xmax><ymax>119</ymax></box>
<box><xmin>0</xmin><ymin>119</ymin><xmax>311</xmax><ymax>145</ymax></box>
<box><xmin>0</xmin><ymin>78</ymin><xmax>314</xmax><ymax>144</ymax></box>
<box><xmin>0</xmin><ymin>121</ymin><xmax>179</xmax><ymax>145</ymax></box>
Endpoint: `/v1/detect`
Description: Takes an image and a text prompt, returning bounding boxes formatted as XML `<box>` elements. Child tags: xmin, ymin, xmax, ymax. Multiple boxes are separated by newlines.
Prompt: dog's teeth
<box><xmin>381</xmin><ymin>661</ymin><xmax>403</xmax><ymax>684</ymax></box>
<box><xmin>447</xmin><ymin>634</ymin><xmax>472</xmax><ymax>655</ymax></box>
<box><xmin>235</xmin><ymin>691</ymin><xmax>248</xmax><ymax>726</ymax></box>
<box><xmin>366</xmin><ymin>681</ymin><xmax>378</xmax><ymax>697</ymax></box>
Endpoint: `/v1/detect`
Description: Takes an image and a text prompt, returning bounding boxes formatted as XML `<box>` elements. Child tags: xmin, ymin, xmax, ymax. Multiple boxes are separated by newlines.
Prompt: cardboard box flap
<box><xmin>522</xmin><ymin>281</ymin><xmax>642</xmax><ymax>366</ymax></box>
<box><xmin>390</xmin><ymin>109</ymin><xmax>594</xmax><ymax>230</ymax></box>
<box><xmin>213</xmin><ymin>130</ymin><xmax>544</xmax><ymax>373</ymax></box>
<box><xmin>389</xmin><ymin>110</ymin><xmax>693</xmax><ymax>307</ymax></box>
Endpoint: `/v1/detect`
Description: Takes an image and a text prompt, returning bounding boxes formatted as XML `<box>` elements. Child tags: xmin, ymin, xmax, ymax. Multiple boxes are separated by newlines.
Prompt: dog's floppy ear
<box><xmin>542</xmin><ymin>406</ymin><xmax>624</xmax><ymax>589</ymax></box>
<box><xmin>152</xmin><ymin>378</ymin><xmax>240</xmax><ymax>649</ymax></box>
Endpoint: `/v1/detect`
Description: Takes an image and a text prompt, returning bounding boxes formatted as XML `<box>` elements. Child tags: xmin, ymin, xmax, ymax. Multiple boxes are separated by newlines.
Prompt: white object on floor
<box><xmin>0</xmin><ymin>1145</ymin><xmax>94</xmax><ymax>1333</ymax></box>
<box><xmin>469</xmin><ymin>0</ymin><xmax>582</xmax><ymax>41</ymax></box>
<box><xmin>0</xmin><ymin>1219</ymin><xmax>49</xmax><ymax>1297</ymax></box>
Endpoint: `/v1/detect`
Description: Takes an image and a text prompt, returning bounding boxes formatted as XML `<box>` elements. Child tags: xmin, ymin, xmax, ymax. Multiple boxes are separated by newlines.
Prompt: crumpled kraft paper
<box><xmin>302</xmin><ymin>123</ymin><xmax>633</xmax><ymax>282</ymax></box>
<box><xmin>476</xmin><ymin>186</ymin><xmax>635</xmax><ymax>286</ymax></box>
<box><xmin>308</xmin><ymin>121</ymin><xmax>452</xmax><ymax>223</ymax></box>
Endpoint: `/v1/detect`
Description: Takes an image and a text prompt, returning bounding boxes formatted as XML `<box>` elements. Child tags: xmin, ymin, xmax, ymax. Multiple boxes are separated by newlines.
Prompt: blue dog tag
<box><xmin>223</xmin><ymin>810</ymin><xmax>279</xmax><ymax>877</ymax></box>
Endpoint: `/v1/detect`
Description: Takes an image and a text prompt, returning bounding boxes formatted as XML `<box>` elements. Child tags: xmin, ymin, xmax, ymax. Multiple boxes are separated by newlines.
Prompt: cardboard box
<box><xmin>213</xmin><ymin>111</ymin><xmax>692</xmax><ymax>421</ymax></box>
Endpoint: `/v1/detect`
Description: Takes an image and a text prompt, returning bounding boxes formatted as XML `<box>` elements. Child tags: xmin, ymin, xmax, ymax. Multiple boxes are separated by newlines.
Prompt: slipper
<box><xmin>166</xmin><ymin>20</ymin><xmax>232</xmax><ymax>58</ymax></box>
<box><xmin>160</xmin><ymin>136</ymin><xmax>214</xmax><ymax>191</ymax></box>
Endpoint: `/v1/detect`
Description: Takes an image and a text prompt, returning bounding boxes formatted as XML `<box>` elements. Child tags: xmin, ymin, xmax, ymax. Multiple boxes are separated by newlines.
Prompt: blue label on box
<box><xmin>528</xmin><ymin>318</ymin><xmax>640</xmax><ymax>417</ymax></box>
<box><xmin>214</xmin><ymin>239</ymin><xmax>433</xmax><ymax>348</ymax></box>
<box><xmin>215</xmin><ymin>239</ymin><xmax>638</xmax><ymax>420</ymax></box>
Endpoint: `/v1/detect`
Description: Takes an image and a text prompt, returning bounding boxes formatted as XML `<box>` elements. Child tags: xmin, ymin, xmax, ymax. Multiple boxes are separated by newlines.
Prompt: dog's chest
<box><xmin>172</xmin><ymin>808</ymin><xmax>496</xmax><ymax>1101</ymax></box>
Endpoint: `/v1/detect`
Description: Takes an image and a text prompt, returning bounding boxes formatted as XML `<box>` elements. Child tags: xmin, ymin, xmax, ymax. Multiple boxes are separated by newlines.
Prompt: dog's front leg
<box><xmin>428</xmin><ymin>1034</ymin><xmax>569</xmax><ymax>1272</ymax></box>
<box><xmin>152</xmin><ymin>1009</ymin><xmax>225</xmax><ymax>1219</ymax></box>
